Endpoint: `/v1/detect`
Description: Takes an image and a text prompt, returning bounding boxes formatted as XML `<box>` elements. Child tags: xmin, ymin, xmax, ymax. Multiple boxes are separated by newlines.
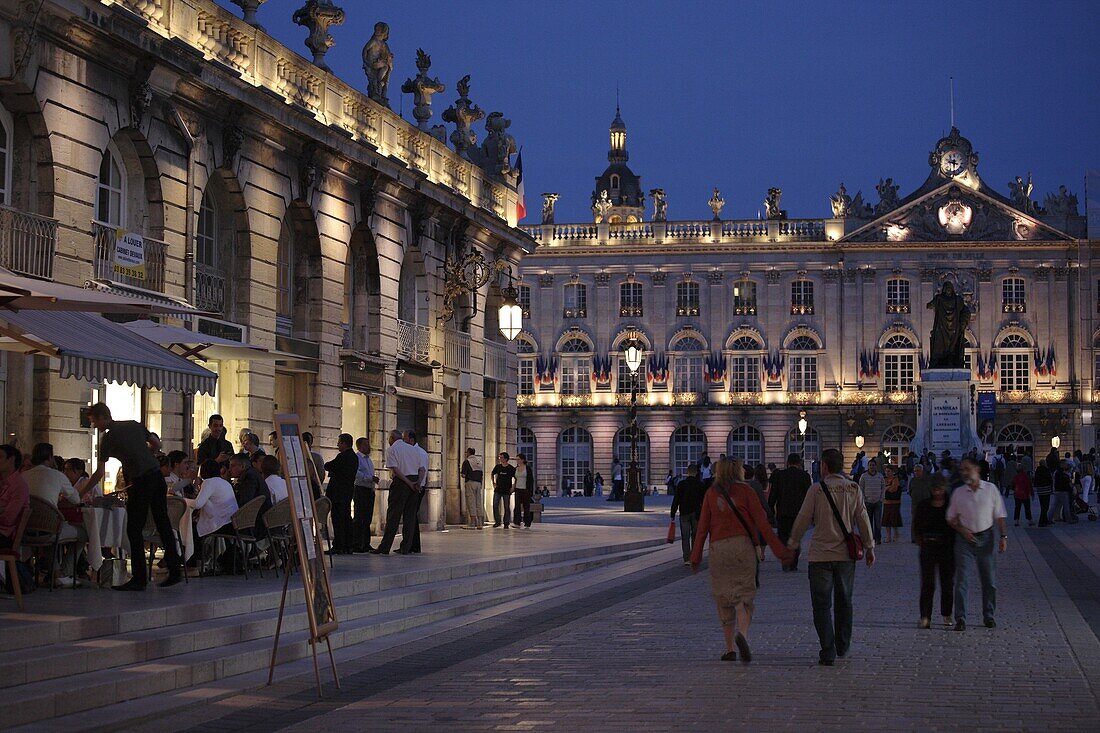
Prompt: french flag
<box><xmin>515</xmin><ymin>149</ymin><xmax>526</xmax><ymax>221</ymax></box>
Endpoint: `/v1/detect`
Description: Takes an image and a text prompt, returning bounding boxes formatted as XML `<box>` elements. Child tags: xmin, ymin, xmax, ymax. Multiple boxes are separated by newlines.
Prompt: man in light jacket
<box><xmin>787</xmin><ymin>448</ymin><xmax>876</xmax><ymax>666</ymax></box>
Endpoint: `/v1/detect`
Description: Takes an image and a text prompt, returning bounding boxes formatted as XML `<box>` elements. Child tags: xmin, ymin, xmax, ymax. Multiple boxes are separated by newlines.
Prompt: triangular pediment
<box><xmin>840</xmin><ymin>182</ymin><xmax>1075</xmax><ymax>244</ymax></box>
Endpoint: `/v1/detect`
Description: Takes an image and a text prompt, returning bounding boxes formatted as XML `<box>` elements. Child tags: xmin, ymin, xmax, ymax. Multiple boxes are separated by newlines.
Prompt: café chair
<box><xmin>0</xmin><ymin>507</ymin><xmax>31</xmax><ymax>609</ymax></box>
<box><xmin>22</xmin><ymin>496</ymin><xmax>82</xmax><ymax>591</ymax></box>
<box><xmin>209</xmin><ymin>496</ymin><xmax>267</xmax><ymax>580</ymax></box>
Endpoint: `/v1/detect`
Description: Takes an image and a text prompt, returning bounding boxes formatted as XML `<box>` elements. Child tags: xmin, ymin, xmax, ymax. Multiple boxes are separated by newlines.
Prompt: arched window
<box><xmin>0</xmin><ymin>105</ymin><xmax>10</xmax><ymax>206</ymax></box>
<box><xmin>275</xmin><ymin>223</ymin><xmax>294</xmax><ymax>334</ymax></box>
<box><xmin>95</xmin><ymin>141</ymin><xmax>125</xmax><ymax>227</ymax></box>
<box><xmin>791</xmin><ymin>279</ymin><xmax>814</xmax><ymax>315</ymax></box>
<box><xmin>786</xmin><ymin>426</ymin><xmax>821</xmax><ymax>464</ymax></box>
<box><xmin>344</xmin><ymin>225</ymin><xmax>382</xmax><ymax>353</ymax></box>
<box><xmin>398</xmin><ymin>257</ymin><xmax>426</xmax><ymax>325</ymax></box>
<box><xmin>1002</xmin><ymin>277</ymin><xmax>1026</xmax><ymax>313</ymax></box>
<box><xmin>194</xmin><ymin>183</ymin><xmax>236</xmax><ymax>316</ymax></box>
<box><xmin>727</xmin><ymin>425</ymin><xmax>764</xmax><ymax>466</ymax></box>
<box><xmin>616</xmin><ymin>353</ymin><xmax>646</xmax><ymax>394</ymax></box>
<box><xmin>517</xmin><ymin>427</ymin><xmax>538</xmax><ymax>471</ymax></box>
<box><xmin>670</xmin><ymin>425</ymin><xmax>707</xmax><ymax>478</ymax></box>
<box><xmin>671</xmin><ymin>335</ymin><xmax>705</xmax><ymax>393</ymax></box>
<box><xmin>886</xmin><ymin>278</ymin><xmax>910</xmax><ymax>313</ymax></box>
<box><xmin>564</xmin><ymin>282</ymin><xmax>587</xmax><ymax>318</ymax></box>
<box><xmin>880</xmin><ymin>424</ymin><xmax>915</xmax><ymax>465</ymax></box>
<box><xmin>733</xmin><ymin>280</ymin><xmax>757</xmax><ymax>315</ymax></box>
<box><xmin>996</xmin><ymin>424</ymin><xmax>1034</xmax><ymax>453</ymax></box>
<box><xmin>729</xmin><ymin>334</ymin><xmax>764</xmax><ymax>392</ymax></box>
<box><xmin>276</xmin><ymin>206</ymin><xmax>322</xmax><ymax>339</ymax></box>
<box><xmin>558</xmin><ymin>336</ymin><xmax>591</xmax><ymax>395</ymax></box>
<box><xmin>998</xmin><ymin>333</ymin><xmax>1031</xmax><ymax>392</ymax></box>
<box><xmin>787</xmin><ymin>335</ymin><xmax>819</xmax><ymax>392</ymax></box>
<box><xmin>558</xmin><ymin>427</ymin><xmax>592</xmax><ymax>494</ymax></box>
<box><xmin>610</xmin><ymin>173</ymin><xmax>620</xmax><ymax>190</ymax></box>
<box><xmin>619</xmin><ymin>282</ymin><xmax>643</xmax><ymax>317</ymax></box>
<box><xmin>676</xmin><ymin>281</ymin><xmax>700</xmax><ymax>316</ymax></box>
<box><xmin>882</xmin><ymin>334</ymin><xmax>917</xmax><ymax>392</ymax></box>
<box><xmin>614</xmin><ymin>426</ymin><xmax>649</xmax><ymax>487</ymax></box>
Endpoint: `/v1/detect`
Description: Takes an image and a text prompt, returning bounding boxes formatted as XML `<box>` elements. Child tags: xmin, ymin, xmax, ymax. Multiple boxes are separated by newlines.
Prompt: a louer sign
<box><xmin>113</xmin><ymin>231</ymin><xmax>145</xmax><ymax>280</ymax></box>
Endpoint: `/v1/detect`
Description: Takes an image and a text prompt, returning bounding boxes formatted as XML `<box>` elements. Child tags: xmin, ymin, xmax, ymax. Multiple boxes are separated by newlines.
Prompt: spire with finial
<box><xmin>609</xmin><ymin>102</ymin><xmax>627</xmax><ymax>163</ymax></box>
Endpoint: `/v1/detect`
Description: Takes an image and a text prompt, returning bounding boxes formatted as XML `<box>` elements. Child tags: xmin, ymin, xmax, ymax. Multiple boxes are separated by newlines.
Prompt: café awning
<box><xmin>122</xmin><ymin>320</ymin><xmax>273</xmax><ymax>361</ymax></box>
<box><xmin>0</xmin><ymin>269</ymin><xmax>205</xmax><ymax>316</ymax></box>
<box><xmin>0</xmin><ymin>310</ymin><xmax>217</xmax><ymax>394</ymax></box>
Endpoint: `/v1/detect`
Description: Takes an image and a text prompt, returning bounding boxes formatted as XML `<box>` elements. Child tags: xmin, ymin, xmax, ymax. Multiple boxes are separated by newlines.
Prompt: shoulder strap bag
<box><xmin>820</xmin><ymin>482</ymin><xmax>865</xmax><ymax>561</ymax></box>
<box><xmin>717</xmin><ymin>485</ymin><xmax>761</xmax><ymax>588</ymax></box>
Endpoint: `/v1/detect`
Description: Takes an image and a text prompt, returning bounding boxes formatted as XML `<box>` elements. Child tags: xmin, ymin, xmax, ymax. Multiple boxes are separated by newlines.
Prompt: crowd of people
<box><xmin>677</xmin><ymin>441</ymin><xmax>1095</xmax><ymax>666</ymax></box>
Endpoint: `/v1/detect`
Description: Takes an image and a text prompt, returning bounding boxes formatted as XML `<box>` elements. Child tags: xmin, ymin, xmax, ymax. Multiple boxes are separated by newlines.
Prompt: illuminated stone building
<box><xmin>518</xmin><ymin>112</ymin><xmax>1090</xmax><ymax>491</ymax></box>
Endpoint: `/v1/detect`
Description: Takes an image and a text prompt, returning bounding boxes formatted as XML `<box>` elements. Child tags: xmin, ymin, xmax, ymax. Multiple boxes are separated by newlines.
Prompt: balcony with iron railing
<box><xmin>397</xmin><ymin>318</ymin><xmax>431</xmax><ymax>363</ymax></box>
<box><xmin>0</xmin><ymin>205</ymin><xmax>57</xmax><ymax>280</ymax></box>
<box><xmin>484</xmin><ymin>339</ymin><xmax>510</xmax><ymax>382</ymax></box>
<box><xmin>92</xmin><ymin>221</ymin><xmax>167</xmax><ymax>292</ymax></box>
<box><xmin>444</xmin><ymin>329</ymin><xmax>471</xmax><ymax>372</ymax></box>
<box><xmin>194</xmin><ymin>262</ymin><xmax>225</xmax><ymax>314</ymax></box>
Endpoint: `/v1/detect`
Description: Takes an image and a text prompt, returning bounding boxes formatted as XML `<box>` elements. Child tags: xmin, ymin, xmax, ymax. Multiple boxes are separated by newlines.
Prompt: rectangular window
<box><xmin>676</xmin><ymin>282</ymin><xmax>700</xmax><ymax>316</ymax></box>
<box><xmin>734</xmin><ymin>281</ymin><xmax>757</xmax><ymax>316</ymax></box>
<box><xmin>616</xmin><ymin>358</ymin><xmax>645</xmax><ymax>394</ymax></box>
<box><xmin>788</xmin><ymin>355</ymin><xmax>818</xmax><ymax>392</ymax></box>
<box><xmin>560</xmin><ymin>358</ymin><xmax>590</xmax><ymax>395</ymax></box>
<box><xmin>519</xmin><ymin>358</ymin><xmax>534</xmax><ymax>395</ymax></box>
<box><xmin>564</xmin><ymin>283</ymin><xmax>587</xmax><ymax>318</ymax></box>
<box><xmin>517</xmin><ymin>285</ymin><xmax>531</xmax><ymax>318</ymax></box>
<box><xmin>999</xmin><ymin>352</ymin><xmax>1030</xmax><ymax>392</ymax></box>
<box><xmin>884</xmin><ymin>353</ymin><xmax>915</xmax><ymax>392</ymax></box>
<box><xmin>887</xmin><ymin>279</ymin><xmax>910</xmax><ymax>313</ymax></box>
<box><xmin>674</xmin><ymin>355</ymin><xmax>703</xmax><ymax>393</ymax></box>
<box><xmin>619</xmin><ymin>283</ymin><xmax>643</xmax><ymax>317</ymax></box>
<box><xmin>729</xmin><ymin>355</ymin><xmax>760</xmax><ymax>392</ymax></box>
<box><xmin>1002</xmin><ymin>278</ymin><xmax>1026</xmax><ymax>313</ymax></box>
<box><xmin>791</xmin><ymin>280</ymin><xmax>814</xmax><ymax>315</ymax></box>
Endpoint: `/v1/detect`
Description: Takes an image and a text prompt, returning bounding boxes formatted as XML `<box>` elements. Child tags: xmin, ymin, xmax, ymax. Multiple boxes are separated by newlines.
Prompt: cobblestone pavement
<box><xmin>168</xmin><ymin>500</ymin><xmax>1100</xmax><ymax>732</ymax></box>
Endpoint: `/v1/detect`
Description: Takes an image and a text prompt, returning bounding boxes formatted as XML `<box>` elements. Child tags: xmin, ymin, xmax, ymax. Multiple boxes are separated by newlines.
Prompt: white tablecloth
<box><xmin>82</xmin><ymin>505</ymin><xmax>129</xmax><ymax>571</ymax></box>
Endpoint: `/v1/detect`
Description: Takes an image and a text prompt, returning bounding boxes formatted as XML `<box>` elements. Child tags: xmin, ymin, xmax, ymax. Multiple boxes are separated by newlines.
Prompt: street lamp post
<box><xmin>624</xmin><ymin>337</ymin><xmax>645</xmax><ymax>512</ymax></box>
<box><xmin>798</xmin><ymin>410</ymin><xmax>808</xmax><ymax>460</ymax></box>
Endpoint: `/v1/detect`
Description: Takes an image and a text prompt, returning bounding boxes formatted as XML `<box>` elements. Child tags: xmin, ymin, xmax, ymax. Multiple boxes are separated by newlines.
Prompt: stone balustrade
<box><xmin>520</xmin><ymin>216</ymin><xmax>842</xmax><ymax>247</ymax></box>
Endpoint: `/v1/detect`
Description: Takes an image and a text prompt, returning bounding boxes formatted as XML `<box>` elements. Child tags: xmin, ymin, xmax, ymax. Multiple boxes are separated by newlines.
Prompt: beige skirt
<box><xmin>709</xmin><ymin>535</ymin><xmax>757</xmax><ymax>624</ymax></box>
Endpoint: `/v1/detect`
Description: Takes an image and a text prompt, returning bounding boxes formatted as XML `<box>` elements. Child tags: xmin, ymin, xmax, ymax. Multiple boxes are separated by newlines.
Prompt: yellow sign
<box><xmin>112</xmin><ymin>231</ymin><xmax>146</xmax><ymax>280</ymax></box>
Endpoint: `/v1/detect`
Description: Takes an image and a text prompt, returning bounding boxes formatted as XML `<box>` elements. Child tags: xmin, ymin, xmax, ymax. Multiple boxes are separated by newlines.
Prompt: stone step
<box><xmin>0</xmin><ymin>537</ymin><xmax>663</xmax><ymax>653</ymax></box>
<box><xmin>0</xmin><ymin>545</ymin><xmax>655</xmax><ymax>690</ymax></box>
<box><xmin>0</xmin><ymin>544</ymin><xmax>667</xmax><ymax>728</ymax></box>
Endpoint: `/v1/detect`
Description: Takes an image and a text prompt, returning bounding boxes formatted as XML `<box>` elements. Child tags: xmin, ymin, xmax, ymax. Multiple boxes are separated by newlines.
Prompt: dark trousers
<box><xmin>126</xmin><ymin>469</ymin><xmax>181</xmax><ymax>584</ymax></box>
<box><xmin>678</xmin><ymin>512</ymin><xmax>698</xmax><ymax>562</ymax></box>
<box><xmin>493</xmin><ymin>491</ymin><xmax>512</xmax><ymax>526</ymax></box>
<box><xmin>1013</xmin><ymin>496</ymin><xmax>1033</xmax><ymax>523</ymax></box>
<box><xmin>1037</xmin><ymin>493</ymin><xmax>1052</xmax><ymax>526</ymax></box>
<box><xmin>377</xmin><ymin>480</ymin><xmax>420</xmax><ymax>553</ymax></box>
<box><xmin>919</xmin><ymin>543</ymin><xmax>955</xmax><ymax>618</ymax></box>
<box><xmin>328</xmin><ymin>489</ymin><xmax>353</xmax><ymax>553</ymax></box>
<box><xmin>352</xmin><ymin>485</ymin><xmax>376</xmax><ymax>551</ymax></box>
<box><xmin>513</xmin><ymin>489</ymin><xmax>533</xmax><ymax>527</ymax></box>
<box><xmin>612</xmin><ymin>479</ymin><xmax>625</xmax><ymax>500</ymax></box>
<box><xmin>410</xmin><ymin>489</ymin><xmax>425</xmax><ymax>552</ymax></box>
<box><xmin>808</xmin><ymin>561</ymin><xmax>856</xmax><ymax>664</ymax></box>
<box><xmin>777</xmin><ymin>514</ymin><xmax>800</xmax><ymax>570</ymax></box>
<box><xmin>865</xmin><ymin>501</ymin><xmax>883</xmax><ymax>544</ymax></box>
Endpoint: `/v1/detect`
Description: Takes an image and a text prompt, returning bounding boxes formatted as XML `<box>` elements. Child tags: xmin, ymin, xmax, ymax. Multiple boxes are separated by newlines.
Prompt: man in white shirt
<box><xmin>372</xmin><ymin>430</ymin><xmax>422</xmax><ymax>555</ymax></box>
<box><xmin>352</xmin><ymin>437</ymin><xmax>379</xmax><ymax>553</ymax></box>
<box><xmin>187</xmin><ymin>460</ymin><xmax>239</xmax><ymax>572</ymax></box>
<box><xmin>25</xmin><ymin>443</ymin><xmax>86</xmax><ymax>585</ymax></box>
<box><xmin>260</xmin><ymin>455</ymin><xmax>288</xmax><ymax>504</ymax></box>
<box><xmin>405</xmin><ymin>431</ymin><xmax>430</xmax><ymax>553</ymax></box>
<box><xmin>947</xmin><ymin>456</ymin><xmax>1008</xmax><ymax>631</ymax></box>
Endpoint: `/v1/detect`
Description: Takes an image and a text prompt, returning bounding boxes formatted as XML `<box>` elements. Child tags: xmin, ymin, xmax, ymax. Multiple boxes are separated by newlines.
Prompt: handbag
<box><xmin>717</xmin><ymin>486</ymin><xmax>761</xmax><ymax>588</ymax></box>
<box><xmin>666</xmin><ymin>520</ymin><xmax>676</xmax><ymax>544</ymax></box>
<box><xmin>820</xmin><ymin>482</ymin><xmax>865</xmax><ymax>561</ymax></box>
<box><xmin>96</xmin><ymin>557</ymin><xmax>128</xmax><ymax>589</ymax></box>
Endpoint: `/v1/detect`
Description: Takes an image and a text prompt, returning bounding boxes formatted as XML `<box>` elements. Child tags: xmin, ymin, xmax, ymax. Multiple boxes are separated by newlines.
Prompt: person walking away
<box><xmin>881</xmin><ymin>465</ymin><xmax>903</xmax><ymax>543</ymax></box>
<box><xmin>491</xmin><ymin>453</ymin><xmax>516</xmax><ymax>528</ymax></box>
<box><xmin>514</xmin><ymin>454</ymin><xmax>535</xmax><ymax>528</ymax></box>
<box><xmin>787</xmin><ymin>448</ymin><xmax>876</xmax><ymax>666</ymax></box>
<box><xmin>859</xmin><ymin>459</ymin><xmax>886</xmax><ymax>545</ymax></box>
<box><xmin>405</xmin><ymin>431</ymin><xmax>429</xmax><ymax>553</ymax></box>
<box><xmin>908</xmin><ymin>464</ymin><xmax>932</xmax><ymax>543</ymax></box>
<box><xmin>1033</xmin><ymin>460</ymin><xmax>1053</xmax><ymax>527</ymax></box>
<box><xmin>1051</xmin><ymin>459</ymin><xmax>1077</xmax><ymax>523</ymax></box>
<box><xmin>302</xmin><ymin>431</ymin><xmax>326</xmax><ymax>500</ymax></box>
<box><xmin>691</xmin><ymin>458</ymin><xmax>792</xmax><ymax>662</ymax></box>
<box><xmin>460</xmin><ymin>448</ymin><xmax>485</xmax><ymax>530</ymax></box>
<box><xmin>768</xmin><ymin>453</ymin><xmax>812</xmax><ymax>572</ymax></box>
<box><xmin>670</xmin><ymin>464</ymin><xmax>705</xmax><ymax>565</ymax></box>
<box><xmin>913</xmin><ymin>474</ymin><xmax>955</xmax><ymax>629</ymax></box>
<box><xmin>84</xmin><ymin>403</ymin><xmax>182</xmax><ymax>590</ymax></box>
<box><xmin>352</xmin><ymin>437</ymin><xmax>379</xmax><ymax>552</ymax></box>
<box><xmin>948</xmin><ymin>456</ymin><xmax>1008</xmax><ymax>631</ymax></box>
<box><xmin>323</xmin><ymin>434</ymin><xmax>358</xmax><ymax>555</ymax></box>
<box><xmin>372</xmin><ymin>430</ymin><xmax>423</xmax><ymax>555</ymax></box>
<box><xmin>1011</xmin><ymin>463</ymin><xmax>1034</xmax><ymax>527</ymax></box>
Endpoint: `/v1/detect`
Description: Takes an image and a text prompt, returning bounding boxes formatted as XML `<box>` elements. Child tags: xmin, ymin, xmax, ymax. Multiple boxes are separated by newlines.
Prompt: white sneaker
<box><xmin>943</xmin><ymin>616</ymin><xmax>954</xmax><ymax>627</ymax></box>
<box><xmin>55</xmin><ymin>577</ymin><xmax>80</xmax><ymax>588</ymax></box>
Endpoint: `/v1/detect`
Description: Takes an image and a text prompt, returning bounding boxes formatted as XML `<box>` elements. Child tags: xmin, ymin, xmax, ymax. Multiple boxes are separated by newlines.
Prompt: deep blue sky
<box><xmin>219</xmin><ymin>0</ymin><xmax>1100</xmax><ymax>223</ymax></box>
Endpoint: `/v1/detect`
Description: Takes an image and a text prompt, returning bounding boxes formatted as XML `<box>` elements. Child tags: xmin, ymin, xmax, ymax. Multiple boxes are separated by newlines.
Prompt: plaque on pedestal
<box><xmin>912</xmin><ymin>369</ymin><xmax>979</xmax><ymax>459</ymax></box>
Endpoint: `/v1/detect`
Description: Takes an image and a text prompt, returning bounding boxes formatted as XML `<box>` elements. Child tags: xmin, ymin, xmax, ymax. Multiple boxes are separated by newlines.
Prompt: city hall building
<box><xmin>0</xmin><ymin>0</ymin><xmax>532</xmax><ymax>525</ymax></box>
<box><xmin>517</xmin><ymin>111</ymin><xmax>1091</xmax><ymax>493</ymax></box>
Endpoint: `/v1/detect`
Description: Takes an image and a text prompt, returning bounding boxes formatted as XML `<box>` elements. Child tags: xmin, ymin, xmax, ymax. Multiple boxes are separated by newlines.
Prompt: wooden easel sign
<box><xmin>268</xmin><ymin>413</ymin><xmax>340</xmax><ymax>696</ymax></box>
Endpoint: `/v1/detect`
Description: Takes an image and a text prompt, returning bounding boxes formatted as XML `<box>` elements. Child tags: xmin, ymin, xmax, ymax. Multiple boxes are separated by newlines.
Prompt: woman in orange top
<box><xmin>692</xmin><ymin>458</ymin><xmax>792</xmax><ymax>663</ymax></box>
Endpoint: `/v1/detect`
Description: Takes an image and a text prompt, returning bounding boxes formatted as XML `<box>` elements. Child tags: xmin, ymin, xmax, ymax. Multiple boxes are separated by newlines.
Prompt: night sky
<box><xmin>218</xmin><ymin>0</ymin><xmax>1100</xmax><ymax>223</ymax></box>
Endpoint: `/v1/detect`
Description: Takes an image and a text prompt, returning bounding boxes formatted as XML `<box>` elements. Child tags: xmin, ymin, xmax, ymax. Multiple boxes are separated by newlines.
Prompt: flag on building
<box><xmin>515</xmin><ymin>149</ymin><xmax>526</xmax><ymax>221</ymax></box>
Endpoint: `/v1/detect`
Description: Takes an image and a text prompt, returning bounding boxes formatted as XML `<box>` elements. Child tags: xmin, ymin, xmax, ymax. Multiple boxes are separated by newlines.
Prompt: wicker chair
<box><xmin>0</xmin><ymin>506</ymin><xmax>31</xmax><ymax>609</ymax></box>
<box><xmin>21</xmin><ymin>496</ymin><xmax>82</xmax><ymax>590</ymax></box>
<box><xmin>263</xmin><ymin>498</ymin><xmax>293</xmax><ymax>577</ymax></box>
<box><xmin>313</xmin><ymin>496</ymin><xmax>333</xmax><ymax>569</ymax></box>
<box><xmin>142</xmin><ymin>497</ymin><xmax>189</xmax><ymax>584</ymax></box>
<box><xmin>208</xmin><ymin>496</ymin><xmax>267</xmax><ymax>579</ymax></box>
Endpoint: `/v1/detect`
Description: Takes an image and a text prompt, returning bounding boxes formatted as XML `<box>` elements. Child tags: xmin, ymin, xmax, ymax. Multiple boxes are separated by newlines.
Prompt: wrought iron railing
<box><xmin>0</xmin><ymin>205</ymin><xmax>56</xmax><ymax>280</ymax></box>
<box><xmin>92</xmin><ymin>221</ymin><xmax>167</xmax><ymax>292</ymax></box>
<box><xmin>484</xmin><ymin>339</ymin><xmax>510</xmax><ymax>382</ymax></box>
<box><xmin>444</xmin><ymin>329</ymin><xmax>471</xmax><ymax>371</ymax></box>
<box><xmin>194</xmin><ymin>262</ymin><xmax>225</xmax><ymax>313</ymax></box>
<box><xmin>397</xmin><ymin>318</ymin><xmax>430</xmax><ymax>362</ymax></box>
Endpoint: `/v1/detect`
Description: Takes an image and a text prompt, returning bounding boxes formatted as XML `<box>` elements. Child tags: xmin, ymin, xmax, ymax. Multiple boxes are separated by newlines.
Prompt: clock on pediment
<box><xmin>929</xmin><ymin>127</ymin><xmax>979</xmax><ymax>186</ymax></box>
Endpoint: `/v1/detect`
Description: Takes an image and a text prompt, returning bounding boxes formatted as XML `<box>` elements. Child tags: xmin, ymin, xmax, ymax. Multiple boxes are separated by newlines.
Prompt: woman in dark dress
<box><xmin>912</xmin><ymin>474</ymin><xmax>955</xmax><ymax>629</ymax></box>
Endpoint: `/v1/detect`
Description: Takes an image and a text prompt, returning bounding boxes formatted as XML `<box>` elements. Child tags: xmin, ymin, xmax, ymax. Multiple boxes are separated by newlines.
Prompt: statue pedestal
<box><xmin>912</xmin><ymin>369</ymin><xmax>980</xmax><ymax>460</ymax></box>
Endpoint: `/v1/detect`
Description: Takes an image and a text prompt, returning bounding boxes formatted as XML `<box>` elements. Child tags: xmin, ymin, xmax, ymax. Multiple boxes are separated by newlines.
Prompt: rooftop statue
<box><xmin>650</xmin><ymin>188</ymin><xmax>667</xmax><ymax>222</ymax></box>
<box><xmin>829</xmin><ymin>183</ymin><xmax>851</xmax><ymax>218</ymax></box>
<box><xmin>1043</xmin><ymin>185</ymin><xmax>1079</xmax><ymax>217</ymax></box>
<box><xmin>592</xmin><ymin>190</ymin><xmax>613</xmax><ymax>222</ymax></box>
<box><xmin>481</xmin><ymin>112</ymin><xmax>517</xmax><ymax>176</ymax></box>
<box><xmin>764</xmin><ymin>187</ymin><xmax>786</xmax><ymax>220</ymax></box>
<box><xmin>927</xmin><ymin>280</ymin><xmax>971</xmax><ymax>369</ymax></box>
<box><xmin>708</xmin><ymin>188</ymin><xmax>725</xmax><ymax>220</ymax></box>
<box><xmin>1008</xmin><ymin>173</ymin><xmax>1036</xmax><ymax>215</ymax></box>
<box><xmin>293</xmin><ymin>0</ymin><xmax>345</xmax><ymax>71</ymax></box>
<box><xmin>874</xmin><ymin>178</ymin><xmax>900</xmax><ymax>215</ymax></box>
<box><xmin>442</xmin><ymin>75</ymin><xmax>484</xmax><ymax>160</ymax></box>
<box><xmin>401</xmin><ymin>49</ymin><xmax>445</xmax><ymax>130</ymax></box>
<box><xmin>362</xmin><ymin>22</ymin><xmax>394</xmax><ymax>107</ymax></box>
<box><xmin>541</xmin><ymin>193</ymin><xmax>559</xmax><ymax>225</ymax></box>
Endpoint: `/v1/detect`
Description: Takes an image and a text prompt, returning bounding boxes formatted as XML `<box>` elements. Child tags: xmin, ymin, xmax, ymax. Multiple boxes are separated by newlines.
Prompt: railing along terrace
<box><xmin>92</xmin><ymin>221</ymin><xmax>167</xmax><ymax>293</ymax></box>
<box><xmin>193</xmin><ymin>262</ymin><xmax>225</xmax><ymax>314</ymax></box>
<box><xmin>0</xmin><ymin>205</ymin><xmax>57</xmax><ymax>280</ymax></box>
<box><xmin>524</xmin><ymin>217</ymin><xmax>832</xmax><ymax>246</ymax></box>
<box><xmin>444</xmin><ymin>329</ymin><xmax>471</xmax><ymax>371</ymax></box>
<box><xmin>484</xmin><ymin>340</ymin><xmax>510</xmax><ymax>382</ymax></box>
<box><xmin>396</xmin><ymin>318</ymin><xmax>431</xmax><ymax>363</ymax></box>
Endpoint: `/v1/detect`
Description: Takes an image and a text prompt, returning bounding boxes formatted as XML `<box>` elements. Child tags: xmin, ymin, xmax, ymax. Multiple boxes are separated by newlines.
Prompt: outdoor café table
<box><xmin>81</xmin><ymin>503</ymin><xmax>129</xmax><ymax>571</ymax></box>
<box><xmin>179</xmin><ymin>504</ymin><xmax>196</xmax><ymax>562</ymax></box>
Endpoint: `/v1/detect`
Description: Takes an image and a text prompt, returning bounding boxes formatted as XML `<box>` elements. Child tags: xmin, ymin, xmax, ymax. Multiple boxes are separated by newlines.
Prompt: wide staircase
<box><xmin>0</xmin><ymin>536</ymin><xmax>673</xmax><ymax>731</ymax></box>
